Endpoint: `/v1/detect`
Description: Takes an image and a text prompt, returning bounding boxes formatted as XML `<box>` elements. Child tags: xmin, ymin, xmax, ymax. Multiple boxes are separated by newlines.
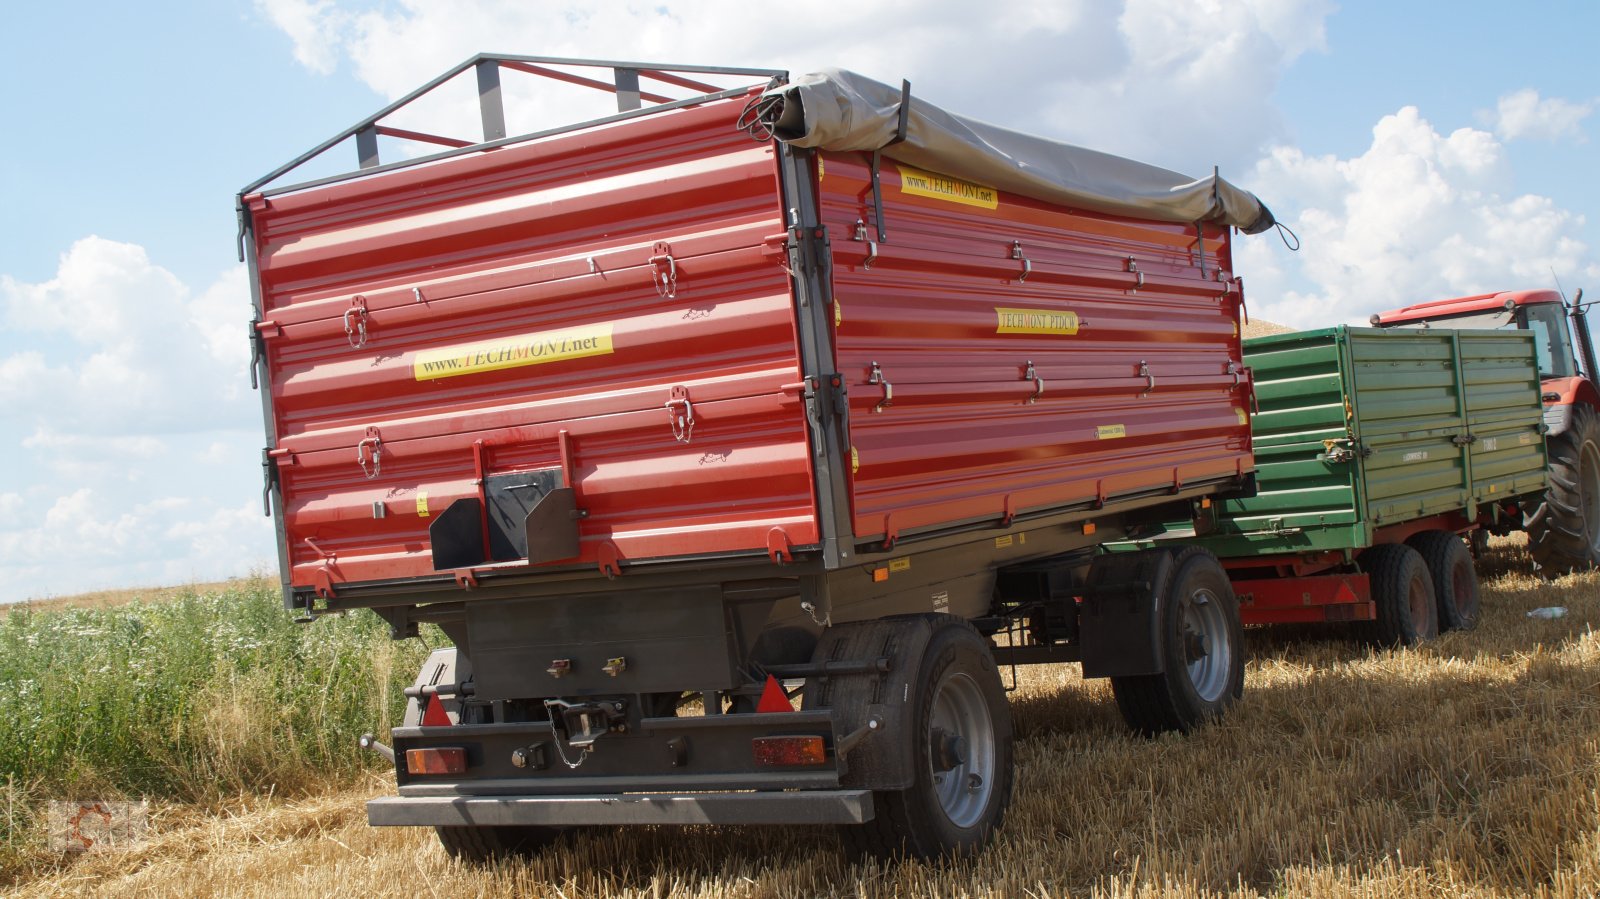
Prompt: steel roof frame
<box><xmin>238</xmin><ymin>53</ymin><xmax>787</xmax><ymax>200</ymax></box>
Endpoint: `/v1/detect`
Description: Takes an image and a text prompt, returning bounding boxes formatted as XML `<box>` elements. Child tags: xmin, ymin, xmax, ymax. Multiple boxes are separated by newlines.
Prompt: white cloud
<box><xmin>23</xmin><ymin>428</ymin><xmax>166</xmax><ymax>457</ymax></box>
<box><xmin>1487</xmin><ymin>88</ymin><xmax>1593</xmax><ymax>142</ymax></box>
<box><xmin>254</xmin><ymin>0</ymin><xmax>350</xmax><ymax>75</ymax></box>
<box><xmin>1</xmin><ymin>237</ymin><xmax>253</xmax><ymax>435</ymax></box>
<box><xmin>0</xmin><ymin>239</ymin><xmax>272</xmax><ymax>601</ymax></box>
<box><xmin>198</xmin><ymin>441</ymin><xmax>234</xmax><ymax>465</ymax></box>
<box><xmin>19</xmin><ymin>427</ymin><xmax>168</xmax><ymax>482</ymax></box>
<box><xmin>1237</xmin><ymin>106</ymin><xmax>1598</xmax><ymax>329</ymax></box>
<box><xmin>256</xmin><ymin>0</ymin><xmax>1335</xmax><ymax>175</ymax></box>
<box><xmin>1053</xmin><ymin>0</ymin><xmax>1335</xmax><ymax>166</ymax></box>
<box><xmin>0</xmin><ymin>487</ymin><xmax>271</xmax><ymax>601</ymax></box>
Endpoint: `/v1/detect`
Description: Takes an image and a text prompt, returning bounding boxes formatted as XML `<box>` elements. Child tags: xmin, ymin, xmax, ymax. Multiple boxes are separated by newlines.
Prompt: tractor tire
<box><xmin>1361</xmin><ymin>543</ymin><xmax>1437</xmax><ymax>646</ymax></box>
<box><xmin>1407</xmin><ymin>530</ymin><xmax>1480</xmax><ymax>632</ymax></box>
<box><xmin>834</xmin><ymin>616</ymin><xmax>1014</xmax><ymax>860</ymax></box>
<box><xmin>1110</xmin><ymin>547</ymin><xmax>1244</xmax><ymax>736</ymax></box>
<box><xmin>1524</xmin><ymin>403</ymin><xmax>1600</xmax><ymax>576</ymax></box>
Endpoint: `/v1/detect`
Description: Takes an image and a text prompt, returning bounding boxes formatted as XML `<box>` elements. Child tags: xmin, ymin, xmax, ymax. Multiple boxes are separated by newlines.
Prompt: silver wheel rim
<box><xmin>1179</xmin><ymin>587</ymin><xmax>1232</xmax><ymax>703</ymax></box>
<box><xmin>1581</xmin><ymin>438</ymin><xmax>1600</xmax><ymax>555</ymax></box>
<box><xmin>927</xmin><ymin>671</ymin><xmax>995</xmax><ymax>828</ymax></box>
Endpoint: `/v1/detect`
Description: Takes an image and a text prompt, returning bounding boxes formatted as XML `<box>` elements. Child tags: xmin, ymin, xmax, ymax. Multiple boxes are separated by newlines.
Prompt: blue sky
<box><xmin>2</xmin><ymin>1</ymin><xmax>1596</xmax><ymax>600</ymax></box>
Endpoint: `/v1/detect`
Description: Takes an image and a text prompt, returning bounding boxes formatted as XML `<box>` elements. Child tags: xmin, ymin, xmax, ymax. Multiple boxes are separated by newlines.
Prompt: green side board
<box><xmin>1144</xmin><ymin>326</ymin><xmax>1548</xmax><ymax>559</ymax></box>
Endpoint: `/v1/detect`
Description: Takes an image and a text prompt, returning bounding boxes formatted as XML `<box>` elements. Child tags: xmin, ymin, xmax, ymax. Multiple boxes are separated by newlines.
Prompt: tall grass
<box><xmin>0</xmin><ymin>579</ymin><xmax>432</xmax><ymax>864</ymax></box>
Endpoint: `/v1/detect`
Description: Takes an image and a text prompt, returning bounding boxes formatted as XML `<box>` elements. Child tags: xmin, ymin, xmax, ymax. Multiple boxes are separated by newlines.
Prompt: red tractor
<box><xmin>1375</xmin><ymin>288</ymin><xmax>1600</xmax><ymax>575</ymax></box>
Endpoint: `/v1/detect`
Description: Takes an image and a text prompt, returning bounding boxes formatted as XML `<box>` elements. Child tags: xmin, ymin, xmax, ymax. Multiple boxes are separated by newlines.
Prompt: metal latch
<box><xmin>868</xmin><ymin>361</ymin><xmax>893</xmax><ymax>413</ymax></box>
<box><xmin>260</xmin><ymin>447</ymin><xmax>290</xmax><ymax>516</ymax></box>
<box><xmin>665</xmin><ymin>386</ymin><xmax>695</xmax><ymax>443</ymax></box>
<box><xmin>1126</xmin><ymin>256</ymin><xmax>1143</xmax><ymax>291</ymax></box>
<box><xmin>1011</xmin><ymin>241</ymin><xmax>1030</xmax><ymax>283</ymax></box>
<box><xmin>1023</xmin><ymin>360</ymin><xmax>1045</xmax><ymax>404</ymax></box>
<box><xmin>1227</xmin><ymin>361</ymin><xmax>1245</xmax><ymax>389</ymax></box>
<box><xmin>344</xmin><ymin>296</ymin><xmax>369</xmax><ymax>348</ymax></box>
<box><xmin>1138</xmin><ymin>360</ymin><xmax>1156</xmax><ymax>397</ymax></box>
<box><xmin>854</xmin><ymin>219</ymin><xmax>878</xmax><ymax>270</ymax></box>
<box><xmin>249</xmin><ymin>321</ymin><xmax>262</xmax><ymax>390</ymax></box>
<box><xmin>248</xmin><ymin>320</ymin><xmax>279</xmax><ymax>390</ymax></box>
<box><xmin>1320</xmin><ymin>438</ymin><xmax>1369</xmax><ymax>463</ymax></box>
<box><xmin>1451</xmin><ymin>433</ymin><xmax>1478</xmax><ymax>446</ymax></box>
<box><xmin>649</xmin><ymin>241</ymin><xmax>677</xmax><ymax>298</ymax></box>
<box><xmin>356</xmin><ymin>426</ymin><xmax>383</xmax><ymax>479</ymax></box>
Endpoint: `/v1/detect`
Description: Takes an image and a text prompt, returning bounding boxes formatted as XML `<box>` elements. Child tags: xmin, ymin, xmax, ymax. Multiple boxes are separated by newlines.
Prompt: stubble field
<box><xmin>2</xmin><ymin>538</ymin><xmax>1597</xmax><ymax>898</ymax></box>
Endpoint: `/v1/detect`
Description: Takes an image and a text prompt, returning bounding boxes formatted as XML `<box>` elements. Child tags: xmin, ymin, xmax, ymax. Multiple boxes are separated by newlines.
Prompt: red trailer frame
<box><xmin>1224</xmin><ymin>511</ymin><xmax>1479</xmax><ymax>625</ymax></box>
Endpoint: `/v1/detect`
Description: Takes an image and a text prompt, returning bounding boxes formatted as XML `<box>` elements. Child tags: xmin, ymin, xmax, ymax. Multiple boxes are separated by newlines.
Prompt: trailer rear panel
<box><xmin>251</xmin><ymin>98</ymin><xmax>821</xmax><ymax>591</ymax></box>
<box><xmin>1184</xmin><ymin>326</ymin><xmax>1547</xmax><ymax>558</ymax></box>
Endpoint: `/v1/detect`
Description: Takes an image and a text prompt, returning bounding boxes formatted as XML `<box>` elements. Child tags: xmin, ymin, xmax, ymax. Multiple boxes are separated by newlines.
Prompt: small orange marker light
<box><xmin>1082</xmin><ymin>522</ymin><xmax>1096</xmax><ymax>535</ymax></box>
<box><xmin>406</xmin><ymin>747</ymin><xmax>467</xmax><ymax>775</ymax></box>
<box><xmin>1201</xmin><ymin>497</ymin><xmax>1212</xmax><ymax>509</ymax></box>
<box><xmin>872</xmin><ymin>568</ymin><xmax>889</xmax><ymax>582</ymax></box>
<box><xmin>752</xmin><ymin>736</ymin><xmax>827</xmax><ymax>767</ymax></box>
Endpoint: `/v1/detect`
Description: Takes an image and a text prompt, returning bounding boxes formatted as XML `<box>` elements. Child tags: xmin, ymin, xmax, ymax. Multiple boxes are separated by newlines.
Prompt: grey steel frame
<box><xmin>238</xmin><ymin>54</ymin><xmax>785</xmax><ymax>199</ymax></box>
<box><xmin>368</xmin><ymin>791</ymin><xmax>874</xmax><ymax>827</ymax></box>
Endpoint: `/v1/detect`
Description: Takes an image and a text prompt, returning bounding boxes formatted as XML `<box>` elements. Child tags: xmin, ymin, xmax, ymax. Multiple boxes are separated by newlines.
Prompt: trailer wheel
<box><xmin>434</xmin><ymin>825</ymin><xmax>561</xmax><ymax>862</ymax></box>
<box><xmin>1110</xmin><ymin>547</ymin><xmax>1243</xmax><ymax>737</ymax></box>
<box><xmin>838</xmin><ymin>616</ymin><xmax>1013</xmax><ymax>860</ymax></box>
<box><xmin>1361</xmin><ymin>543</ymin><xmax>1437</xmax><ymax>646</ymax></box>
<box><xmin>1407</xmin><ymin>530</ymin><xmax>1480</xmax><ymax>632</ymax></box>
<box><xmin>1524</xmin><ymin>403</ymin><xmax>1600</xmax><ymax>576</ymax></box>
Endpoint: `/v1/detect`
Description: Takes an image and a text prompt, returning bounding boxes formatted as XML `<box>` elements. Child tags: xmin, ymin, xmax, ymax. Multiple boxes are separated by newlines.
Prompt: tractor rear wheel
<box><xmin>1524</xmin><ymin>403</ymin><xmax>1600</xmax><ymax>576</ymax></box>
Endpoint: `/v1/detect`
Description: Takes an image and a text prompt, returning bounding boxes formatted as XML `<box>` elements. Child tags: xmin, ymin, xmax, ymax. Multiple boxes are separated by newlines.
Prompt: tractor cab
<box><xmin>1373</xmin><ymin>289</ymin><xmax>1596</xmax><ymax>395</ymax></box>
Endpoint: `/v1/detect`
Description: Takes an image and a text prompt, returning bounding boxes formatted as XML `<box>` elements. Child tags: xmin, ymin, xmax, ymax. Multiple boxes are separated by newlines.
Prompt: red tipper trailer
<box><xmin>239</xmin><ymin>56</ymin><xmax>1275</xmax><ymax>861</ymax></box>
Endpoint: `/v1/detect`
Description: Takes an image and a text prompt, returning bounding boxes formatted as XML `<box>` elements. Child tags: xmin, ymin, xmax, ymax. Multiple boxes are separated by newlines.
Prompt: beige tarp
<box><xmin>760</xmin><ymin>69</ymin><xmax>1275</xmax><ymax>234</ymax></box>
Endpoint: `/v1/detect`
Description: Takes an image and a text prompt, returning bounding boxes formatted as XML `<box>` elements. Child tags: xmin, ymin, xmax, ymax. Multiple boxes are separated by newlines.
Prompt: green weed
<box><xmin>0</xmin><ymin>579</ymin><xmax>432</xmax><ymax>856</ymax></box>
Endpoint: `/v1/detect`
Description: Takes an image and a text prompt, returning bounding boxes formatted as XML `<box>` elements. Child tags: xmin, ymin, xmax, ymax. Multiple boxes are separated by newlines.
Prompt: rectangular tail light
<box><xmin>752</xmin><ymin>736</ymin><xmax>827</xmax><ymax>767</ymax></box>
<box><xmin>405</xmin><ymin>747</ymin><xmax>468</xmax><ymax>775</ymax></box>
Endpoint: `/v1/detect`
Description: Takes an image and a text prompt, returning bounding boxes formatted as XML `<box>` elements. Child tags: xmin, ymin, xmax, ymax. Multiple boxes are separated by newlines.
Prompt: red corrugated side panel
<box><xmin>816</xmin><ymin>154</ymin><xmax>1253</xmax><ymax>546</ymax></box>
<box><xmin>249</xmin><ymin>98</ymin><xmax>817</xmax><ymax>590</ymax></box>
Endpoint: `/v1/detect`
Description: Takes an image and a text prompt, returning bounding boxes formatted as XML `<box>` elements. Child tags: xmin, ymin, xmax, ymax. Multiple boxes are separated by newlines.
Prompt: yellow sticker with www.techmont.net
<box><xmin>414</xmin><ymin>324</ymin><xmax>613</xmax><ymax>382</ymax></box>
<box><xmin>896</xmin><ymin>165</ymin><xmax>999</xmax><ymax>209</ymax></box>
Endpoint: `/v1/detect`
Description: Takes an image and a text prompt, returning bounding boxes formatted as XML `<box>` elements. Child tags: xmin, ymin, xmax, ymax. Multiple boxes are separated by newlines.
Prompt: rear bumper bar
<box><xmin>368</xmin><ymin>790</ymin><xmax>875</xmax><ymax>827</ymax></box>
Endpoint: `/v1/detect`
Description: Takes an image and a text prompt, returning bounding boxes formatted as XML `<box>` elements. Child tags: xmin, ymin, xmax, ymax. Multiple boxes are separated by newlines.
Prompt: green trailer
<box><xmin>1125</xmin><ymin>325</ymin><xmax>1548</xmax><ymax>644</ymax></box>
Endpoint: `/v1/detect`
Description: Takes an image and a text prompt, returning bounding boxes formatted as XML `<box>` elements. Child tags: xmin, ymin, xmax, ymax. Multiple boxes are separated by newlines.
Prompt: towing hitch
<box><xmin>544</xmin><ymin>698</ymin><xmax>628</xmax><ymax>748</ymax></box>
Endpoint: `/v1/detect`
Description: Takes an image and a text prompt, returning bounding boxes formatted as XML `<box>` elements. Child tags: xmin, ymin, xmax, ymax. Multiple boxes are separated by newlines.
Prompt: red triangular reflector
<box><xmin>1335</xmin><ymin>580</ymin><xmax>1359</xmax><ymax>604</ymax></box>
<box><xmin>421</xmin><ymin>694</ymin><xmax>452</xmax><ymax>726</ymax></box>
<box><xmin>756</xmin><ymin>675</ymin><xmax>794</xmax><ymax>713</ymax></box>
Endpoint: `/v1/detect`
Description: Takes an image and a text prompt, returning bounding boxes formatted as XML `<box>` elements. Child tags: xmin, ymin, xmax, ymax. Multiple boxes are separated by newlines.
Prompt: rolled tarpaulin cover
<box><xmin>760</xmin><ymin>69</ymin><xmax>1275</xmax><ymax>234</ymax></box>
